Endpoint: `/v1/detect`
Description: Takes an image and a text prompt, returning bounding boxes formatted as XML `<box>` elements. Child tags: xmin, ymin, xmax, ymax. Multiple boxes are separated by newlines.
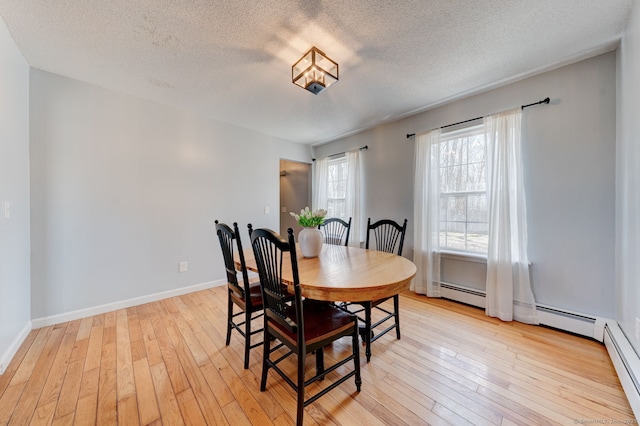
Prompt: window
<box><xmin>327</xmin><ymin>156</ymin><xmax>348</xmax><ymax>219</ymax></box>
<box><xmin>439</xmin><ymin>124</ymin><xmax>488</xmax><ymax>253</ymax></box>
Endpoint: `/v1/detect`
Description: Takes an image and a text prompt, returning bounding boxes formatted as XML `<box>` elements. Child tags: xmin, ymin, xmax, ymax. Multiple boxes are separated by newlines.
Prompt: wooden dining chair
<box><xmin>215</xmin><ymin>221</ymin><xmax>264</xmax><ymax>369</ymax></box>
<box><xmin>345</xmin><ymin>218</ymin><xmax>407</xmax><ymax>362</ymax></box>
<box><xmin>318</xmin><ymin>217</ymin><xmax>352</xmax><ymax>246</ymax></box>
<box><xmin>248</xmin><ymin>225</ymin><xmax>361</xmax><ymax>426</ymax></box>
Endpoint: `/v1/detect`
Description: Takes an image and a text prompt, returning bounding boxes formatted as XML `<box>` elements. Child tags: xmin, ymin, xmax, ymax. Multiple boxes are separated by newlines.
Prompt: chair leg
<box><xmin>260</xmin><ymin>328</ymin><xmax>270</xmax><ymax>392</ymax></box>
<box><xmin>394</xmin><ymin>295</ymin><xmax>401</xmax><ymax>340</ymax></box>
<box><xmin>243</xmin><ymin>308</ymin><xmax>251</xmax><ymax>369</ymax></box>
<box><xmin>225</xmin><ymin>294</ymin><xmax>233</xmax><ymax>346</ymax></box>
<box><xmin>353</xmin><ymin>321</ymin><xmax>362</xmax><ymax>392</ymax></box>
<box><xmin>364</xmin><ymin>302</ymin><xmax>372</xmax><ymax>362</ymax></box>
<box><xmin>296</xmin><ymin>347</ymin><xmax>306</xmax><ymax>426</ymax></box>
<box><xmin>315</xmin><ymin>348</ymin><xmax>325</xmax><ymax>381</ymax></box>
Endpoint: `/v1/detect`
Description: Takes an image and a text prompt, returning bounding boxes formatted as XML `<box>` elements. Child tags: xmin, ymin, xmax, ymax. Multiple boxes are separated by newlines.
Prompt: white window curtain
<box><xmin>313</xmin><ymin>150</ymin><xmax>362</xmax><ymax>247</ymax></box>
<box><xmin>344</xmin><ymin>150</ymin><xmax>362</xmax><ymax>247</ymax></box>
<box><xmin>312</xmin><ymin>156</ymin><xmax>328</xmax><ymax>213</ymax></box>
<box><xmin>411</xmin><ymin>129</ymin><xmax>442</xmax><ymax>297</ymax></box>
<box><xmin>484</xmin><ymin>109</ymin><xmax>539</xmax><ymax>324</ymax></box>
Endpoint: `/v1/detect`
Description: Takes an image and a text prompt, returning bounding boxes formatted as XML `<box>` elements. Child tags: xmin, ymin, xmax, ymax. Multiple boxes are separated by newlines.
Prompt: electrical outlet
<box><xmin>264</xmin><ymin>206</ymin><xmax>270</xmax><ymax>214</ymax></box>
<box><xmin>179</xmin><ymin>261</ymin><xmax>188</xmax><ymax>273</ymax></box>
<box><xmin>0</xmin><ymin>363</ymin><xmax>4</xmax><ymax>374</ymax></box>
<box><xmin>4</xmin><ymin>201</ymin><xmax>9</xmax><ymax>219</ymax></box>
<box><xmin>635</xmin><ymin>317</ymin><xmax>640</xmax><ymax>341</ymax></box>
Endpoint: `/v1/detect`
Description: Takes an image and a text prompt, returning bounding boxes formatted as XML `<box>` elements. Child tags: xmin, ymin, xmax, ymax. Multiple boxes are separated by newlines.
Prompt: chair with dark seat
<box><xmin>318</xmin><ymin>217</ymin><xmax>352</xmax><ymax>246</ymax></box>
<box><xmin>215</xmin><ymin>221</ymin><xmax>264</xmax><ymax>369</ymax></box>
<box><xmin>248</xmin><ymin>225</ymin><xmax>361</xmax><ymax>426</ymax></box>
<box><xmin>345</xmin><ymin>218</ymin><xmax>407</xmax><ymax>362</ymax></box>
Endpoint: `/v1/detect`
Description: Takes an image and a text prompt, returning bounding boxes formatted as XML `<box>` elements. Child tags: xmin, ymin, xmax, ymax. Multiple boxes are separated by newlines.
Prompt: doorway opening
<box><xmin>279</xmin><ymin>159</ymin><xmax>311</xmax><ymax>237</ymax></box>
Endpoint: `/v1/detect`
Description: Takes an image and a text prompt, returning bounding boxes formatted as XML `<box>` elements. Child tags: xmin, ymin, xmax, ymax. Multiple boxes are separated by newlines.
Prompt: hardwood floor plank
<box><xmin>5</xmin><ymin>326</ymin><xmax>54</xmax><ymax>386</ymax></box>
<box><xmin>50</xmin><ymin>411</ymin><xmax>74</xmax><ymax>426</ymax></box>
<box><xmin>137</xmin><ymin>303</ymin><xmax>164</xmax><ymax>367</ymax></box>
<box><xmin>117</xmin><ymin>394</ymin><xmax>140</xmax><ymax>426</ymax></box>
<box><xmin>33</xmin><ymin>328</ymin><xmax>77</xmax><ymax>415</ymax></box>
<box><xmin>174</xmin><ymin>294</ymin><xmax>275</xmax><ymax>425</ymax></box>
<box><xmin>147</xmin><ymin>301</ymin><xmax>191</xmax><ymax>394</ymax></box>
<box><xmin>159</xmin><ymin>300</ymin><xmax>229</xmax><ymax>426</ymax></box>
<box><xmin>150</xmin><ymin>362</ymin><xmax>185</xmax><ymax>426</ymax></box>
<box><xmin>0</xmin><ymin>328</ymin><xmax>39</xmax><ymax>399</ymax></box>
<box><xmin>175</xmin><ymin>388</ymin><xmax>208</xmax><ymax>426</ymax></box>
<box><xmin>75</xmin><ymin>367</ymin><xmax>100</xmax><ymax>425</ymax></box>
<box><xmin>4</xmin><ymin>326</ymin><xmax>66</xmax><ymax>425</ymax></box>
<box><xmin>0</xmin><ymin>286</ymin><xmax>634</xmax><ymax>425</ymax></box>
<box><xmin>84</xmin><ymin>322</ymin><xmax>104</xmax><ymax>373</ymax></box>
<box><xmin>221</xmin><ymin>400</ymin><xmax>253</xmax><ymax>426</ymax></box>
<box><xmin>53</xmin><ymin>337</ymin><xmax>89</xmax><ymax>420</ymax></box>
<box><xmin>116</xmin><ymin>309</ymin><xmax>136</xmax><ymax>401</ymax></box>
<box><xmin>76</xmin><ymin>317</ymin><xmax>94</xmax><ymax>342</ymax></box>
<box><xmin>52</xmin><ymin>357</ymin><xmax>84</xmax><ymax>420</ymax></box>
<box><xmin>133</xmin><ymin>357</ymin><xmax>161</xmax><ymax>425</ymax></box>
<box><xmin>28</xmin><ymin>400</ymin><xmax>57</xmax><ymax>426</ymax></box>
<box><xmin>96</xmin><ymin>340</ymin><xmax>117</xmax><ymax>425</ymax></box>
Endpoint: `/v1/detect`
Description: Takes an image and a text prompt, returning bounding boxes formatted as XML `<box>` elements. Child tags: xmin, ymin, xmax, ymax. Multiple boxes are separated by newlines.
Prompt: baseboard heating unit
<box><xmin>604</xmin><ymin>322</ymin><xmax>640</xmax><ymax>419</ymax></box>
<box><xmin>439</xmin><ymin>281</ymin><xmax>640</xmax><ymax>419</ymax></box>
<box><xmin>440</xmin><ymin>282</ymin><xmax>607</xmax><ymax>340</ymax></box>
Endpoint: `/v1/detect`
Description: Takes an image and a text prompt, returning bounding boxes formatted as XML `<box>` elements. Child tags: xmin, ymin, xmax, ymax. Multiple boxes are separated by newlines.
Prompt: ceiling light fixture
<box><xmin>292</xmin><ymin>46</ymin><xmax>338</xmax><ymax>95</ymax></box>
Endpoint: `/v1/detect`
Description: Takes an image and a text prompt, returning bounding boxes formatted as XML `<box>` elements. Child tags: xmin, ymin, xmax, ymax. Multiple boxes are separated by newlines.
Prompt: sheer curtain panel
<box><xmin>411</xmin><ymin>130</ymin><xmax>442</xmax><ymax>297</ymax></box>
<box><xmin>313</xmin><ymin>151</ymin><xmax>362</xmax><ymax>247</ymax></box>
<box><xmin>312</xmin><ymin>156</ymin><xmax>328</xmax><ymax>213</ymax></box>
<box><xmin>484</xmin><ymin>109</ymin><xmax>539</xmax><ymax>324</ymax></box>
<box><xmin>345</xmin><ymin>150</ymin><xmax>362</xmax><ymax>247</ymax></box>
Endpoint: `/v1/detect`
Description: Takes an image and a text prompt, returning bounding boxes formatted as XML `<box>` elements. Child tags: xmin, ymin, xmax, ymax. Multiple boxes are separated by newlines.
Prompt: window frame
<box><xmin>326</xmin><ymin>155</ymin><xmax>348</xmax><ymax>220</ymax></box>
<box><xmin>438</xmin><ymin>123</ymin><xmax>488</xmax><ymax>255</ymax></box>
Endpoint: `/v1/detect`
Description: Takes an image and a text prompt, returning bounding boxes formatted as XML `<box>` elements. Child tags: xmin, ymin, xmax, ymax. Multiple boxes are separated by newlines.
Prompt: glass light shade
<box><xmin>292</xmin><ymin>47</ymin><xmax>338</xmax><ymax>94</ymax></box>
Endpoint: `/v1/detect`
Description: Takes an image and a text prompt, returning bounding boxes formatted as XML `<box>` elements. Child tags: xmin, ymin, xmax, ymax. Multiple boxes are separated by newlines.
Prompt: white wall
<box><xmin>617</xmin><ymin>1</ymin><xmax>640</xmax><ymax>353</ymax></box>
<box><xmin>29</xmin><ymin>70</ymin><xmax>311</xmax><ymax>320</ymax></box>
<box><xmin>0</xmin><ymin>15</ymin><xmax>31</xmax><ymax>373</ymax></box>
<box><xmin>315</xmin><ymin>52</ymin><xmax>617</xmax><ymax>318</ymax></box>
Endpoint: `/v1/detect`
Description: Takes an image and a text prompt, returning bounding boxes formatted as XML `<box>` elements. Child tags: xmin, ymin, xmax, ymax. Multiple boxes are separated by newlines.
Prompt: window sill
<box><xmin>440</xmin><ymin>250</ymin><xmax>487</xmax><ymax>264</ymax></box>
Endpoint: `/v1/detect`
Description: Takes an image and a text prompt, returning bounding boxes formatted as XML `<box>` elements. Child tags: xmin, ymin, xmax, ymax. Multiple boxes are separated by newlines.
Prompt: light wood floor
<box><xmin>0</xmin><ymin>286</ymin><xmax>635</xmax><ymax>425</ymax></box>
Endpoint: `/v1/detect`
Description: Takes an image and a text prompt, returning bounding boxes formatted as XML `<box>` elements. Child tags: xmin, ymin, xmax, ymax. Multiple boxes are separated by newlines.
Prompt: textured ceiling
<box><xmin>0</xmin><ymin>1</ymin><xmax>634</xmax><ymax>144</ymax></box>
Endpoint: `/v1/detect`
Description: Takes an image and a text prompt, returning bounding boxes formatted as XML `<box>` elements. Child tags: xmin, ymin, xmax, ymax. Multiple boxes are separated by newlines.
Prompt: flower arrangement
<box><xmin>290</xmin><ymin>207</ymin><xmax>327</xmax><ymax>227</ymax></box>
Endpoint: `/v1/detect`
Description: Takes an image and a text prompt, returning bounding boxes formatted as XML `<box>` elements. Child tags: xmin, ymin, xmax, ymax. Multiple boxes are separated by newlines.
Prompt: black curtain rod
<box><xmin>312</xmin><ymin>145</ymin><xmax>368</xmax><ymax>161</ymax></box>
<box><xmin>406</xmin><ymin>97</ymin><xmax>550</xmax><ymax>139</ymax></box>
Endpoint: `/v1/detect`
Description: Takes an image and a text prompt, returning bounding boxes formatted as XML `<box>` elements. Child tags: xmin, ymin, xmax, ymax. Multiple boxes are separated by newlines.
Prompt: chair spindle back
<box><xmin>319</xmin><ymin>217</ymin><xmax>352</xmax><ymax>246</ymax></box>
<box><xmin>366</xmin><ymin>218</ymin><xmax>408</xmax><ymax>256</ymax></box>
<box><xmin>249</xmin><ymin>226</ymin><xmax>301</xmax><ymax>335</ymax></box>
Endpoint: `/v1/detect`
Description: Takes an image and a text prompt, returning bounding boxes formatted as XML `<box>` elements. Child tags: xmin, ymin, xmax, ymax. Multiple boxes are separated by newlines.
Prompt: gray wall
<box><xmin>0</xmin><ymin>15</ymin><xmax>31</xmax><ymax>371</ymax></box>
<box><xmin>314</xmin><ymin>52</ymin><xmax>617</xmax><ymax>318</ymax></box>
<box><xmin>617</xmin><ymin>1</ymin><xmax>640</xmax><ymax>352</ymax></box>
<box><xmin>29</xmin><ymin>70</ymin><xmax>311</xmax><ymax>319</ymax></box>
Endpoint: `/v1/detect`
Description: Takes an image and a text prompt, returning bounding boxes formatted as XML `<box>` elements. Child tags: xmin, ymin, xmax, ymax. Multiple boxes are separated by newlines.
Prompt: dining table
<box><xmin>234</xmin><ymin>243</ymin><xmax>417</xmax><ymax>303</ymax></box>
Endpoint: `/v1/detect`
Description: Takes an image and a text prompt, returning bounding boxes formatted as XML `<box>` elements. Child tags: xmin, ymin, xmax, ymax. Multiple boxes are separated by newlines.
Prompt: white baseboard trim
<box><xmin>604</xmin><ymin>322</ymin><xmax>640</xmax><ymax>419</ymax></box>
<box><xmin>31</xmin><ymin>279</ymin><xmax>226</xmax><ymax>329</ymax></box>
<box><xmin>0</xmin><ymin>321</ymin><xmax>32</xmax><ymax>375</ymax></box>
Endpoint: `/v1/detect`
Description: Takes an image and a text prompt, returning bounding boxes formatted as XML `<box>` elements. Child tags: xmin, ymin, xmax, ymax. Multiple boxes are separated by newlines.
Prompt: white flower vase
<box><xmin>298</xmin><ymin>227</ymin><xmax>323</xmax><ymax>258</ymax></box>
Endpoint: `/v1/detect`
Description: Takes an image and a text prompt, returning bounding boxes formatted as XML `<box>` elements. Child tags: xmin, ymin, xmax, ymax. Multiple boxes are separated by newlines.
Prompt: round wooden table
<box><xmin>238</xmin><ymin>243</ymin><xmax>417</xmax><ymax>303</ymax></box>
